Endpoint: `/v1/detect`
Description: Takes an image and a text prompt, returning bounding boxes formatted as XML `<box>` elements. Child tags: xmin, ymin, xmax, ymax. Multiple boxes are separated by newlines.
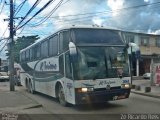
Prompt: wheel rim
<box><xmin>58</xmin><ymin>86</ymin><xmax>66</xmax><ymax>105</ymax></box>
<box><xmin>29</xmin><ymin>82</ymin><xmax>33</xmax><ymax>93</ymax></box>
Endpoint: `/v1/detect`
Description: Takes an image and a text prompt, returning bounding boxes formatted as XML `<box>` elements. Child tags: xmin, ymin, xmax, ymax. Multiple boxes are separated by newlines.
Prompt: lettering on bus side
<box><xmin>67</xmin><ymin>83</ymin><xmax>73</xmax><ymax>96</ymax></box>
<box><xmin>40</xmin><ymin>61</ymin><xmax>57</xmax><ymax>71</ymax></box>
<box><xmin>99</xmin><ymin>81</ymin><xmax>116</xmax><ymax>86</ymax></box>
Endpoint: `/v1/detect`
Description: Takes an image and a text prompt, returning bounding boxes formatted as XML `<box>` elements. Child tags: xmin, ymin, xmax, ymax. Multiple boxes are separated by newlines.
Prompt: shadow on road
<box><xmin>74</xmin><ymin>102</ymin><xmax>124</xmax><ymax>111</ymax></box>
<box><xmin>28</xmin><ymin>90</ymin><xmax>126</xmax><ymax>111</ymax></box>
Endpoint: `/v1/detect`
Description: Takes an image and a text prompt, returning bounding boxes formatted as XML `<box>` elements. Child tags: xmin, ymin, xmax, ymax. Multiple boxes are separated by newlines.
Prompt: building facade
<box><xmin>121</xmin><ymin>31</ymin><xmax>160</xmax><ymax>76</ymax></box>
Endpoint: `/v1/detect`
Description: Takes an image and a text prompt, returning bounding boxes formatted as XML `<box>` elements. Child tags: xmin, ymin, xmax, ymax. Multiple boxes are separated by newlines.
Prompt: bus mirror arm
<box><xmin>119</xmin><ymin>75</ymin><xmax>123</xmax><ymax>79</ymax></box>
<box><xmin>69</xmin><ymin>42</ymin><xmax>78</xmax><ymax>62</ymax></box>
<box><xmin>69</xmin><ymin>42</ymin><xmax>77</xmax><ymax>56</ymax></box>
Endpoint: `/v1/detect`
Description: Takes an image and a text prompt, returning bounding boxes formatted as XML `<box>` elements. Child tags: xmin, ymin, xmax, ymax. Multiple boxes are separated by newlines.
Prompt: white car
<box><xmin>143</xmin><ymin>73</ymin><xmax>151</xmax><ymax>79</ymax></box>
<box><xmin>0</xmin><ymin>72</ymin><xmax>9</xmax><ymax>81</ymax></box>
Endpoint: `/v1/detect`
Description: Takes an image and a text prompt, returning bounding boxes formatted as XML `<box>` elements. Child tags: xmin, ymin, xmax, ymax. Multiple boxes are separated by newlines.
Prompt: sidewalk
<box><xmin>132</xmin><ymin>79</ymin><xmax>160</xmax><ymax>99</ymax></box>
<box><xmin>0</xmin><ymin>82</ymin><xmax>42</xmax><ymax>113</ymax></box>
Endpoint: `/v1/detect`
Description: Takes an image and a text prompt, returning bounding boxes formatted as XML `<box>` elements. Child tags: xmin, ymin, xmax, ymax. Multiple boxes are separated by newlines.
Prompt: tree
<box><xmin>7</xmin><ymin>35</ymin><xmax>40</xmax><ymax>63</ymax></box>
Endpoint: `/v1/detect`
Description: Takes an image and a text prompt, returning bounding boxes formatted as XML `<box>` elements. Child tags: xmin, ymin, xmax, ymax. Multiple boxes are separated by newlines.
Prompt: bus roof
<box><xmin>20</xmin><ymin>25</ymin><xmax>121</xmax><ymax>53</ymax></box>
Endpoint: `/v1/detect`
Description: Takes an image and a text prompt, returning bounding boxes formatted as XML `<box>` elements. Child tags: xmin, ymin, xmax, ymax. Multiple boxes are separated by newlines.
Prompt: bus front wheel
<box><xmin>58</xmin><ymin>85</ymin><xmax>68</xmax><ymax>106</ymax></box>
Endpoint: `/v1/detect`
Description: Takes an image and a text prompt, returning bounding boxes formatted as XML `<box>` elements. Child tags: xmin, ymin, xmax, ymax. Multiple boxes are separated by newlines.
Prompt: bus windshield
<box><xmin>72</xmin><ymin>28</ymin><xmax>124</xmax><ymax>45</ymax></box>
<box><xmin>73</xmin><ymin>47</ymin><xmax>130</xmax><ymax>80</ymax></box>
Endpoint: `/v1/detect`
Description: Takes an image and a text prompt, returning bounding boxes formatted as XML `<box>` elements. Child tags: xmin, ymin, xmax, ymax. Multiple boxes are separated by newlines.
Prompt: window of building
<box><xmin>141</xmin><ymin>37</ymin><xmax>149</xmax><ymax>46</ymax></box>
<box><xmin>125</xmin><ymin>34</ymin><xmax>134</xmax><ymax>43</ymax></box>
<box><xmin>59</xmin><ymin>31</ymin><xmax>70</xmax><ymax>53</ymax></box>
<box><xmin>156</xmin><ymin>38</ymin><xmax>160</xmax><ymax>47</ymax></box>
<box><xmin>49</xmin><ymin>35</ymin><xmax>58</xmax><ymax>56</ymax></box>
<box><xmin>41</xmin><ymin>40</ymin><xmax>49</xmax><ymax>58</ymax></box>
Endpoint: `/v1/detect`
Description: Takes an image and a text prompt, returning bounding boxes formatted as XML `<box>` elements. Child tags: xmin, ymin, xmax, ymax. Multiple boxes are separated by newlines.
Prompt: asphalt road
<box><xmin>21</xmin><ymin>89</ymin><xmax>160</xmax><ymax>114</ymax></box>
<box><xmin>1</xmin><ymin>82</ymin><xmax>160</xmax><ymax>120</ymax></box>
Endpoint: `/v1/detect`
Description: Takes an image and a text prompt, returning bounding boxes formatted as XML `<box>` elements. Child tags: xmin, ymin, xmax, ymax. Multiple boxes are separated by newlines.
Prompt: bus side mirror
<box><xmin>69</xmin><ymin>42</ymin><xmax>77</xmax><ymax>62</ymax></box>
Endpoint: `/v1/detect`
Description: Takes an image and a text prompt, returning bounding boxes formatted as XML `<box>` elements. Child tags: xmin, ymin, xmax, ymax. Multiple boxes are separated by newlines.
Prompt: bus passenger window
<box><xmin>26</xmin><ymin>50</ymin><xmax>30</xmax><ymax>61</ymax></box>
<box><xmin>34</xmin><ymin>44</ymin><xmax>40</xmax><ymax>59</ymax></box>
<box><xmin>41</xmin><ymin>40</ymin><xmax>49</xmax><ymax>58</ymax></box>
<box><xmin>30</xmin><ymin>48</ymin><xmax>33</xmax><ymax>60</ymax></box>
<box><xmin>59</xmin><ymin>31</ymin><xmax>69</xmax><ymax>53</ymax></box>
<box><xmin>59</xmin><ymin>55</ymin><xmax>64</xmax><ymax>75</ymax></box>
<box><xmin>49</xmin><ymin>35</ymin><xmax>58</xmax><ymax>56</ymax></box>
<box><xmin>21</xmin><ymin>52</ymin><xmax>25</xmax><ymax>62</ymax></box>
<box><xmin>65</xmin><ymin>53</ymin><xmax>72</xmax><ymax>79</ymax></box>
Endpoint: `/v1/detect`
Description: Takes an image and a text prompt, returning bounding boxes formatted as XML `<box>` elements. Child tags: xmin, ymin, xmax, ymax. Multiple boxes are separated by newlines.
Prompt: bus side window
<box><xmin>34</xmin><ymin>44</ymin><xmax>40</xmax><ymax>59</ymax></box>
<box><xmin>65</xmin><ymin>53</ymin><xmax>72</xmax><ymax>79</ymax></box>
<box><xmin>26</xmin><ymin>49</ymin><xmax>30</xmax><ymax>61</ymax></box>
<box><xmin>30</xmin><ymin>48</ymin><xmax>33</xmax><ymax>61</ymax></box>
<box><xmin>21</xmin><ymin>51</ymin><xmax>25</xmax><ymax>62</ymax></box>
<box><xmin>41</xmin><ymin>40</ymin><xmax>49</xmax><ymax>58</ymax></box>
<box><xmin>59</xmin><ymin>31</ymin><xmax>69</xmax><ymax>53</ymax></box>
<box><xmin>49</xmin><ymin>35</ymin><xmax>58</xmax><ymax>56</ymax></box>
<box><xmin>59</xmin><ymin>55</ymin><xmax>64</xmax><ymax>76</ymax></box>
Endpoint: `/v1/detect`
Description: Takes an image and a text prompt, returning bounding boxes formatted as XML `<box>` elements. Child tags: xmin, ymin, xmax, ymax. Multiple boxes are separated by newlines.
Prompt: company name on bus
<box><xmin>99</xmin><ymin>80</ymin><xmax>116</xmax><ymax>86</ymax></box>
<box><xmin>40</xmin><ymin>61</ymin><xmax>57</xmax><ymax>71</ymax></box>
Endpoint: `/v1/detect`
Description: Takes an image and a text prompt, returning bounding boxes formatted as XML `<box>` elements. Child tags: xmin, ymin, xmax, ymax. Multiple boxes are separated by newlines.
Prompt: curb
<box><xmin>131</xmin><ymin>91</ymin><xmax>160</xmax><ymax>99</ymax></box>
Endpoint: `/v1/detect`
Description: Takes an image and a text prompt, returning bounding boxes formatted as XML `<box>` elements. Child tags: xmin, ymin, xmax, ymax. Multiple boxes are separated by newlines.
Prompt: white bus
<box><xmin>20</xmin><ymin>26</ymin><xmax>131</xmax><ymax>106</ymax></box>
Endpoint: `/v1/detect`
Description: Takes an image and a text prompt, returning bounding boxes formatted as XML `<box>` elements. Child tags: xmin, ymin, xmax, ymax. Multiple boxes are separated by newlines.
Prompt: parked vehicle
<box><xmin>0</xmin><ymin>72</ymin><xmax>9</xmax><ymax>81</ymax></box>
<box><xmin>143</xmin><ymin>73</ymin><xmax>151</xmax><ymax>79</ymax></box>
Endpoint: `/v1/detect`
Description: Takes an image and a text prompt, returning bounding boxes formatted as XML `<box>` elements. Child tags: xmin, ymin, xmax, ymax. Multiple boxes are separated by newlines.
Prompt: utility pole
<box><xmin>9</xmin><ymin>0</ymin><xmax>15</xmax><ymax>91</ymax></box>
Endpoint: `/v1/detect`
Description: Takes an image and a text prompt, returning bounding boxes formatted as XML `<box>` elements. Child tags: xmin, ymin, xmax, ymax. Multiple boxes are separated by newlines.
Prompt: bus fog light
<box><xmin>77</xmin><ymin>88</ymin><xmax>94</xmax><ymax>92</ymax></box>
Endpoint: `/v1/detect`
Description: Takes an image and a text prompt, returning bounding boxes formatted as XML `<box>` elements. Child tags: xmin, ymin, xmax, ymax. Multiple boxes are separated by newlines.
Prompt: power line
<box><xmin>1</xmin><ymin>27</ymin><xmax>8</xmax><ymax>39</ymax></box>
<box><xmin>18</xmin><ymin>0</ymin><xmax>64</xmax><ymax>35</ymax></box>
<box><xmin>0</xmin><ymin>0</ymin><xmax>5</xmax><ymax>15</ymax></box>
<box><xmin>16</xmin><ymin>0</ymin><xmax>56</xmax><ymax>30</ymax></box>
<box><xmin>0</xmin><ymin>39</ymin><xmax>8</xmax><ymax>53</ymax></box>
<box><xmin>16</xmin><ymin>0</ymin><xmax>42</xmax><ymax>29</ymax></box>
<box><xmin>14</xmin><ymin>0</ymin><xmax>27</xmax><ymax>17</ymax></box>
<box><xmin>30</xmin><ymin>0</ymin><xmax>64</xmax><ymax>27</ymax></box>
<box><xmin>30</xmin><ymin>0</ymin><xmax>160</xmax><ymax>23</ymax></box>
<box><xmin>18</xmin><ymin>1</ymin><xmax>160</xmax><ymax>36</ymax></box>
<box><xmin>32</xmin><ymin>0</ymin><xmax>70</xmax><ymax>24</ymax></box>
<box><xmin>29</xmin><ymin>3</ymin><xmax>160</xmax><ymax>28</ymax></box>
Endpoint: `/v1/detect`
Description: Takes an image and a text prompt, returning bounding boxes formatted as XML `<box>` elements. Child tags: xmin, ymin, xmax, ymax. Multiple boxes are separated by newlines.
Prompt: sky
<box><xmin>0</xmin><ymin>0</ymin><xmax>160</xmax><ymax>59</ymax></box>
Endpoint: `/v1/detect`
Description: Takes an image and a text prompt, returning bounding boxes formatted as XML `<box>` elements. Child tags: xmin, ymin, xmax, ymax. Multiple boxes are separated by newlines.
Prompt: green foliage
<box><xmin>11</xmin><ymin>35</ymin><xmax>39</xmax><ymax>63</ymax></box>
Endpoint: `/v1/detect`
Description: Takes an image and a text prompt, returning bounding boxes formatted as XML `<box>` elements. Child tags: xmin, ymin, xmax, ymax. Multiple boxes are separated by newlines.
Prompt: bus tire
<box><xmin>25</xmin><ymin>79</ymin><xmax>30</xmax><ymax>92</ymax></box>
<box><xmin>29</xmin><ymin>80</ymin><xmax>35</xmax><ymax>94</ymax></box>
<box><xmin>58</xmin><ymin>84</ymin><xmax>68</xmax><ymax>106</ymax></box>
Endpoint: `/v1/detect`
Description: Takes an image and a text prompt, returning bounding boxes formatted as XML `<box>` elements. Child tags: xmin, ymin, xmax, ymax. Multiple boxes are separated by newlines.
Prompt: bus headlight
<box><xmin>82</xmin><ymin>88</ymin><xmax>88</xmax><ymax>92</ymax></box>
<box><xmin>76</xmin><ymin>88</ymin><xmax>94</xmax><ymax>92</ymax></box>
<box><xmin>121</xmin><ymin>84</ymin><xmax>130</xmax><ymax>89</ymax></box>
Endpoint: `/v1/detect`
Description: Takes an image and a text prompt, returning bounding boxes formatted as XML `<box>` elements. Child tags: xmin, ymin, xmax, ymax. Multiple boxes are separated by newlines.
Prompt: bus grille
<box><xmin>94</xmin><ymin>86</ymin><xmax>121</xmax><ymax>91</ymax></box>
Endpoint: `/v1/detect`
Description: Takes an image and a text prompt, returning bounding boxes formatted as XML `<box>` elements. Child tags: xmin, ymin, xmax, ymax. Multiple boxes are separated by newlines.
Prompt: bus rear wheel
<box><xmin>58</xmin><ymin>85</ymin><xmax>68</xmax><ymax>106</ymax></box>
<box><xmin>29</xmin><ymin>80</ymin><xmax>35</xmax><ymax>94</ymax></box>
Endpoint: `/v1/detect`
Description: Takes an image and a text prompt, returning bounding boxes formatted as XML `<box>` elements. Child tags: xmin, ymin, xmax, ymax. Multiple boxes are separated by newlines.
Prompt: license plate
<box><xmin>113</xmin><ymin>96</ymin><xmax>118</xmax><ymax>100</ymax></box>
<box><xmin>117</xmin><ymin>95</ymin><xmax>126</xmax><ymax>99</ymax></box>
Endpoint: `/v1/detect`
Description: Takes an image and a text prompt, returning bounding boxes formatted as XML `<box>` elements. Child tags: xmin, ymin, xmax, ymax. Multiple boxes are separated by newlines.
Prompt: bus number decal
<box><xmin>123</xmin><ymin>80</ymin><xmax>129</xmax><ymax>83</ymax></box>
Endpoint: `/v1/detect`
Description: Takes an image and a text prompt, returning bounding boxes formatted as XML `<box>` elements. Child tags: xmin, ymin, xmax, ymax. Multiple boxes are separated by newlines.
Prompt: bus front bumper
<box><xmin>75</xmin><ymin>88</ymin><xmax>131</xmax><ymax>104</ymax></box>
